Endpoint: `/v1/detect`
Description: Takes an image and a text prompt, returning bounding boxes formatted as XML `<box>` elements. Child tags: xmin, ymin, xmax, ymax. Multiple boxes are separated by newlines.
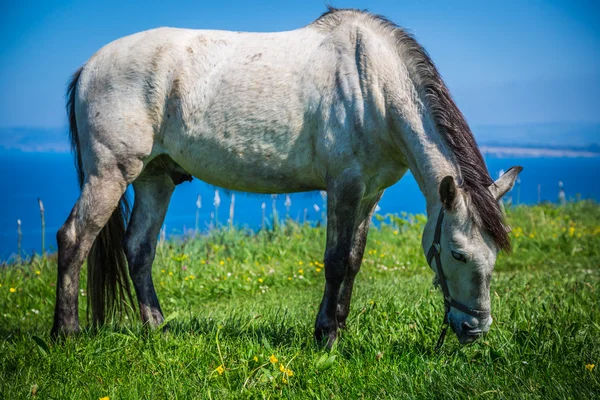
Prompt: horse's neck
<box><xmin>393</xmin><ymin>113</ymin><xmax>459</xmax><ymax>215</ymax></box>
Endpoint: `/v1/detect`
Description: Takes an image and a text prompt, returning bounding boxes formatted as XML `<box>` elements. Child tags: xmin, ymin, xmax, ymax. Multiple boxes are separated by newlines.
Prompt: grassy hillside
<box><xmin>1</xmin><ymin>202</ymin><xmax>599</xmax><ymax>399</ymax></box>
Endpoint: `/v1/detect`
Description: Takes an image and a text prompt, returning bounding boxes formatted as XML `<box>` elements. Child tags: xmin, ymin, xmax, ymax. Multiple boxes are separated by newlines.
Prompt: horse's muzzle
<box><xmin>450</xmin><ymin>314</ymin><xmax>493</xmax><ymax>344</ymax></box>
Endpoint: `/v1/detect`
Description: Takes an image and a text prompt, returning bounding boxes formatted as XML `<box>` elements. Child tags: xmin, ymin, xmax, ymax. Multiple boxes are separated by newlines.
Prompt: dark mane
<box><xmin>313</xmin><ymin>7</ymin><xmax>511</xmax><ymax>250</ymax></box>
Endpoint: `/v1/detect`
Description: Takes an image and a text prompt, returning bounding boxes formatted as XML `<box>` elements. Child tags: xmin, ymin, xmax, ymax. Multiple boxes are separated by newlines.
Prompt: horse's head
<box><xmin>422</xmin><ymin>167</ymin><xmax>522</xmax><ymax>344</ymax></box>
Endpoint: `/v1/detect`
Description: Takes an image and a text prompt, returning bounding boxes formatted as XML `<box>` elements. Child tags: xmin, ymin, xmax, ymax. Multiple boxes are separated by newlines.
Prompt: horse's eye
<box><xmin>451</xmin><ymin>250</ymin><xmax>467</xmax><ymax>263</ymax></box>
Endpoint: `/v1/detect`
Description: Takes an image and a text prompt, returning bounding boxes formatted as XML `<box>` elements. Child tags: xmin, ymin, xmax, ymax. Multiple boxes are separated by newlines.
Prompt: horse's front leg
<box><xmin>314</xmin><ymin>177</ymin><xmax>365</xmax><ymax>348</ymax></box>
<box><xmin>336</xmin><ymin>191</ymin><xmax>383</xmax><ymax>329</ymax></box>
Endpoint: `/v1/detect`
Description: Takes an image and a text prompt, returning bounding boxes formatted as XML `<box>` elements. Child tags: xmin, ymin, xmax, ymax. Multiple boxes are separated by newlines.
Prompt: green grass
<box><xmin>1</xmin><ymin>202</ymin><xmax>599</xmax><ymax>399</ymax></box>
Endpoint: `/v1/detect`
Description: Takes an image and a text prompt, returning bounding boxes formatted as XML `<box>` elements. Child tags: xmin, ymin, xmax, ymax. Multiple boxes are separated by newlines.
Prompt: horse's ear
<box><xmin>439</xmin><ymin>176</ymin><xmax>457</xmax><ymax>211</ymax></box>
<box><xmin>489</xmin><ymin>166</ymin><xmax>523</xmax><ymax>200</ymax></box>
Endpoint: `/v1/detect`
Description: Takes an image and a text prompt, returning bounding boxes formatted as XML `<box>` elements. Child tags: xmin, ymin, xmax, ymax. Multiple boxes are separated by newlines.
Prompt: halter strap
<box><xmin>427</xmin><ymin>208</ymin><xmax>491</xmax><ymax>350</ymax></box>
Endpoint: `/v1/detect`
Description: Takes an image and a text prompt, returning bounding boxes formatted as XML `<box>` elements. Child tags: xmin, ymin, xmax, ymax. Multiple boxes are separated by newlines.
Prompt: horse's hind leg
<box><xmin>336</xmin><ymin>191</ymin><xmax>383</xmax><ymax>329</ymax></box>
<box><xmin>52</xmin><ymin>168</ymin><xmax>138</xmax><ymax>336</ymax></box>
<box><xmin>314</xmin><ymin>176</ymin><xmax>365</xmax><ymax>347</ymax></box>
<box><xmin>124</xmin><ymin>160</ymin><xmax>178</xmax><ymax>327</ymax></box>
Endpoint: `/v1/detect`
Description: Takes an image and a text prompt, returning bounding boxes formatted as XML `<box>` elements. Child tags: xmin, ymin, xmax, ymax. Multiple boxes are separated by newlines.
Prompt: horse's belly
<box><xmin>163</xmin><ymin>132</ymin><xmax>325</xmax><ymax>194</ymax></box>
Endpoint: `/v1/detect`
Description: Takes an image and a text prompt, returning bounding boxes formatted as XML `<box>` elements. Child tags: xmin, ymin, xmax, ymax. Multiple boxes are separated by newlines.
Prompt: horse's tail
<box><xmin>66</xmin><ymin>67</ymin><xmax>135</xmax><ymax>326</ymax></box>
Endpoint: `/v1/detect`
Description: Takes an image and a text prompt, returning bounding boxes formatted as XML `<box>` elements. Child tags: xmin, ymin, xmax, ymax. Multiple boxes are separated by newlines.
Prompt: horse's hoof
<box><xmin>314</xmin><ymin>327</ymin><xmax>338</xmax><ymax>349</ymax></box>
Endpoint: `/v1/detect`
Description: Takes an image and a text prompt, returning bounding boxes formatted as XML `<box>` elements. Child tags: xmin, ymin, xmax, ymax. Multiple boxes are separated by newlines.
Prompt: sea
<box><xmin>1</xmin><ymin>151</ymin><xmax>599</xmax><ymax>260</ymax></box>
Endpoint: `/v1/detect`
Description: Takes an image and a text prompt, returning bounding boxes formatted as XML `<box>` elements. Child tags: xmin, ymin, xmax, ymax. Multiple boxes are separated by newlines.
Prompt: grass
<box><xmin>1</xmin><ymin>202</ymin><xmax>599</xmax><ymax>399</ymax></box>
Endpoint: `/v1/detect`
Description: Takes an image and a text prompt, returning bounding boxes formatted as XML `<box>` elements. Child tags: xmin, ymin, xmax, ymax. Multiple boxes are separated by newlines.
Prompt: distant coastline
<box><xmin>480</xmin><ymin>146</ymin><xmax>600</xmax><ymax>158</ymax></box>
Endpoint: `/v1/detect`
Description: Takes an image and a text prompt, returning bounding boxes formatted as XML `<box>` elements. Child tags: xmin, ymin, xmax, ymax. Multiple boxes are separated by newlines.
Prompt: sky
<box><xmin>1</xmin><ymin>0</ymin><xmax>599</xmax><ymax>129</ymax></box>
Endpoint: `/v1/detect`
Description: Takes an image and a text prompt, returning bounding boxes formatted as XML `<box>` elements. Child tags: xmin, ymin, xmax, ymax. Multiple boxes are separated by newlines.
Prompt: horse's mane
<box><xmin>312</xmin><ymin>7</ymin><xmax>511</xmax><ymax>250</ymax></box>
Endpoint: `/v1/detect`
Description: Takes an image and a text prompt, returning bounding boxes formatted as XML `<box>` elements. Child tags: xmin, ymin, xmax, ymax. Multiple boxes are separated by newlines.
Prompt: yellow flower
<box><xmin>269</xmin><ymin>354</ymin><xmax>278</xmax><ymax>363</ymax></box>
<box><xmin>316</xmin><ymin>268</ymin><xmax>322</xmax><ymax>273</ymax></box>
<box><xmin>298</xmin><ymin>269</ymin><xmax>304</xmax><ymax>274</ymax></box>
<box><xmin>216</xmin><ymin>365</ymin><xmax>224</xmax><ymax>375</ymax></box>
<box><xmin>100</xmin><ymin>397</ymin><xmax>110</xmax><ymax>400</ymax></box>
<box><xmin>168</xmin><ymin>271</ymin><xmax>173</xmax><ymax>276</ymax></box>
<box><xmin>184</xmin><ymin>277</ymin><xmax>189</xmax><ymax>281</ymax></box>
<box><xmin>288</xmin><ymin>277</ymin><xmax>292</xmax><ymax>281</ymax></box>
<box><xmin>298</xmin><ymin>261</ymin><xmax>303</xmax><ymax>265</ymax></box>
<box><xmin>258</xmin><ymin>278</ymin><xmax>264</xmax><ymax>283</ymax></box>
<box><xmin>279</xmin><ymin>364</ymin><xmax>294</xmax><ymax>377</ymax></box>
<box><xmin>253</xmin><ymin>356</ymin><xmax>258</xmax><ymax>362</ymax></box>
<box><xmin>161</xmin><ymin>269</ymin><xmax>165</xmax><ymax>273</ymax></box>
<box><xmin>219</xmin><ymin>260</ymin><xmax>224</xmax><ymax>266</ymax></box>
<box><xmin>569</xmin><ymin>227</ymin><xmax>575</xmax><ymax>237</ymax></box>
<box><xmin>172</xmin><ymin>254</ymin><xmax>189</xmax><ymax>262</ymax></box>
<box><xmin>528</xmin><ymin>233</ymin><xmax>535</xmax><ymax>239</ymax></box>
<box><xmin>35</xmin><ymin>270</ymin><xmax>41</xmax><ymax>275</ymax></box>
<box><xmin>309</xmin><ymin>262</ymin><xmax>314</xmax><ymax>266</ymax></box>
<box><xmin>393</xmin><ymin>230</ymin><xmax>399</xmax><ymax>235</ymax></box>
<box><xmin>189</xmin><ymin>275</ymin><xmax>195</xmax><ymax>280</ymax></box>
<box><xmin>9</xmin><ymin>287</ymin><xmax>16</xmax><ymax>293</ymax></box>
<box><xmin>201</xmin><ymin>260</ymin><xmax>206</xmax><ymax>264</ymax></box>
<box><xmin>282</xmin><ymin>376</ymin><xmax>288</xmax><ymax>384</ymax></box>
<box><xmin>586</xmin><ymin>363</ymin><xmax>595</xmax><ymax>372</ymax></box>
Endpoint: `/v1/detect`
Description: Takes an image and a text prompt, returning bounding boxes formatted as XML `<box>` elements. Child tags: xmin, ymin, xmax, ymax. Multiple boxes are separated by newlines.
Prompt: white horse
<box><xmin>52</xmin><ymin>7</ymin><xmax>521</xmax><ymax>347</ymax></box>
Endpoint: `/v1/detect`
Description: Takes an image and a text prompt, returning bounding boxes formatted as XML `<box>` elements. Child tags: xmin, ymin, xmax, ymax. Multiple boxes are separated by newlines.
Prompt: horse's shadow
<box><xmin>162</xmin><ymin>313</ymin><xmax>312</xmax><ymax>349</ymax></box>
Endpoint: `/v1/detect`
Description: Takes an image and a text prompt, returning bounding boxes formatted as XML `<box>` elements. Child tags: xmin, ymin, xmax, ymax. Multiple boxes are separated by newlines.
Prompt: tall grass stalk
<box><xmin>271</xmin><ymin>195</ymin><xmax>278</xmax><ymax>230</ymax></box>
<box><xmin>213</xmin><ymin>190</ymin><xmax>221</xmax><ymax>228</ymax></box>
<box><xmin>195</xmin><ymin>195</ymin><xmax>202</xmax><ymax>234</ymax></box>
<box><xmin>284</xmin><ymin>195</ymin><xmax>292</xmax><ymax>219</ymax></box>
<box><xmin>38</xmin><ymin>198</ymin><xmax>45</xmax><ymax>259</ymax></box>
<box><xmin>16</xmin><ymin>219</ymin><xmax>21</xmax><ymax>262</ymax></box>
<box><xmin>229</xmin><ymin>194</ymin><xmax>235</xmax><ymax>229</ymax></box>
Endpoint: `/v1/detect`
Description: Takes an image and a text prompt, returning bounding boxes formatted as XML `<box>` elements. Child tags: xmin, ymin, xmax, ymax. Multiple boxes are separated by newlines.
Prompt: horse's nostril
<box><xmin>461</xmin><ymin>320</ymin><xmax>475</xmax><ymax>330</ymax></box>
<box><xmin>461</xmin><ymin>321</ymin><xmax>482</xmax><ymax>336</ymax></box>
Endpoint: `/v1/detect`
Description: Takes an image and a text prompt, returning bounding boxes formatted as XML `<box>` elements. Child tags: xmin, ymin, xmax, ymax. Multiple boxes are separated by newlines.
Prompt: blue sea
<box><xmin>1</xmin><ymin>151</ymin><xmax>599</xmax><ymax>260</ymax></box>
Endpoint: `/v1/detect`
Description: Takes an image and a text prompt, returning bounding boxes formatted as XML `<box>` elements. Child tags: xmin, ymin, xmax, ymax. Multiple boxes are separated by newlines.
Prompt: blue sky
<box><xmin>1</xmin><ymin>0</ymin><xmax>599</xmax><ymax>128</ymax></box>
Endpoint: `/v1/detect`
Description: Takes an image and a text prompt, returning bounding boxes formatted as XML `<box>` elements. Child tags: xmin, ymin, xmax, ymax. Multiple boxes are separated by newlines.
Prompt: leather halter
<box><xmin>426</xmin><ymin>208</ymin><xmax>491</xmax><ymax>350</ymax></box>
